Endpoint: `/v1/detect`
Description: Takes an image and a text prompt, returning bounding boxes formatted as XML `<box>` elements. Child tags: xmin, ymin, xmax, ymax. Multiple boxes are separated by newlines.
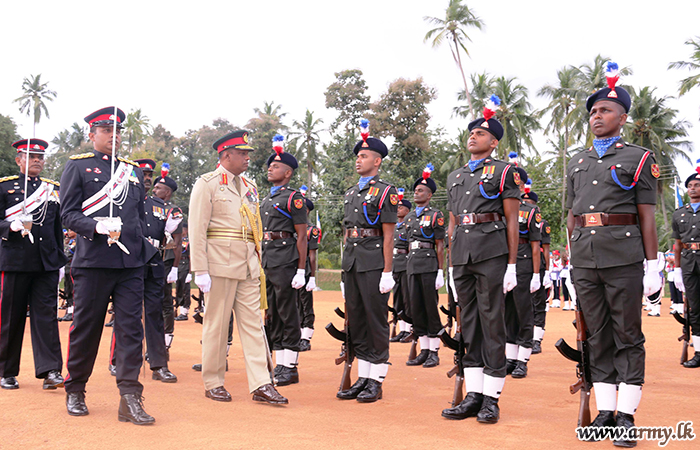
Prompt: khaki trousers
<box><xmin>202</xmin><ymin>275</ymin><xmax>270</xmax><ymax>392</ymax></box>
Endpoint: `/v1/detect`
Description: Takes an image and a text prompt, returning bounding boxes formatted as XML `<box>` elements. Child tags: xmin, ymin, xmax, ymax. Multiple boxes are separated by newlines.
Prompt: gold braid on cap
<box><xmin>239</xmin><ymin>203</ymin><xmax>267</xmax><ymax>310</ymax></box>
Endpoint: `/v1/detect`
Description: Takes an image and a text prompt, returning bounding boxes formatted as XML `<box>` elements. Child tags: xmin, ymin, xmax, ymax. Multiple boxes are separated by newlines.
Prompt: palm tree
<box><xmin>69</xmin><ymin>122</ymin><xmax>86</xmax><ymax>149</ymax></box>
<box><xmin>489</xmin><ymin>76</ymin><xmax>540</xmax><ymax>159</ymax></box>
<box><xmin>453</xmin><ymin>72</ymin><xmax>492</xmax><ymax>118</ymax></box>
<box><xmin>123</xmin><ymin>109</ymin><xmax>153</xmax><ymax>153</ymax></box>
<box><xmin>668</xmin><ymin>37</ymin><xmax>700</xmax><ymax>119</ymax></box>
<box><xmin>288</xmin><ymin>109</ymin><xmax>325</xmax><ymax>188</ymax></box>
<box><xmin>439</xmin><ymin>128</ymin><xmax>470</xmax><ymax>175</ymax></box>
<box><xmin>254</xmin><ymin>101</ymin><xmax>287</xmax><ymax>120</ymax></box>
<box><xmin>13</xmin><ymin>74</ymin><xmax>57</xmax><ymax>137</ymax></box>
<box><xmin>424</xmin><ymin>0</ymin><xmax>484</xmax><ymax>120</ymax></box>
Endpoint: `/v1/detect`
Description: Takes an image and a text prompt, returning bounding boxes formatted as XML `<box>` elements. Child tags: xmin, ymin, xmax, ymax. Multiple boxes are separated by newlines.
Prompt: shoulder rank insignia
<box><xmin>40</xmin><ymin>177</ymin><xmax>60</xmax><ymax>186</ymax></box>
<box><xmin>651</xmin><ymin>163</ymin><xmax>660</xmax><ymax>178</ymax></box>
<box><xmin>69</xmin><ymin>152</ymin><xmax>94</xmax><ymax>160</ymax></box>
<box><xmin>294</xmin><ymin>198</ymin><xmax>304</xmax><ymax>209</ymax></box>
<box><xmin>220</xmin><ymin>172</ymin><xmax>228</xmax><ymax>185</ymax></box>
<box><xmin>118</xmin><ymin>157</ymin><xmax>138</xmax><ymax>167</ymax></box>
<box><xmin>0</xmin><ymin>175</ymin><xmax>20</xmax><ymax>183</ymax></box>
<box><xmin>390</xmin><ymin>194</ymin><xmax>398</xmax><ymax>205</ymax></box>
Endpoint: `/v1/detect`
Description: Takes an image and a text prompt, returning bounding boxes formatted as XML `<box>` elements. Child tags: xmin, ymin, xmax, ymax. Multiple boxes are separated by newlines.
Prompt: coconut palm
<box><xmin>289</xmin><ymin>109</ymin><xmax>325</xmax><ymax>188</ymax></box>
<box><xmin>668</xmin><ymin>36</ymin><xmax>700</xmax><ymax>119</ymax></box>
<box><xmin>13</xmin><ymin>74</ymin><xmax>57</xmax><ymax>137</ymax></box>
<box><xmin>453</xmin><ymin>72</ymin><xmax>492</xmax><ymax>118</ymax></box>
<box><xmin>424</xmin><ymin>0</ymin><xmax>484</xmax><ymax>120</ymax></box>
<box><xmin>439</xmin><ymin>128</ymin><xmax>470</xmax><ymax>175</ymax></box>
<box><xmin>123</xmin><ymin>109</ymin><xmax>153</xmax><ymax>153</ymax></box>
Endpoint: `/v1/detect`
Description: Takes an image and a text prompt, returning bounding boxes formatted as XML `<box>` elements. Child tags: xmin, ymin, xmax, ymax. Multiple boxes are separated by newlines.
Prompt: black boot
<box><xmin>613</xmin><ymin>412</ymin><xmax>637</xmax><ymax>448</ymax></box>
<box><xmin>356</xmin><ymin>379</ymin><xmax>383</xmax><ymax>403</ymax></box>
<box><xmin>104</xmin><ymin>318</ymin><xmax>114</xmax><ymax>328</ymax></box>
<box><xmin>476</xmin><ymin>395</ymin><xmax>500</xmax><ymax>424</ymax></box>
<box><xmin>506</xmin><ymin>359</ymin><xmax>517</xmax><ymax>375</ymax></box>
<box><xmin>511</xmin><ymin>361</ymin><xmax>528</xmax><ymax>378</ymax></box>
<box><xmin>275</xmin><ymin>366</ymin><xmax>299</xmax><ymax>386</ymax></box>
<box><xmin>441</xmin><ymin>392</ymin><xmax>484</xmax><ymax>420</ymax></box>
<box><xmin>299</xmin><ymin>339</ymin><xmax>311</xmax><ymax>352</ymax></box>
<box><xmin>584</xmin><ymin>410</ymin><xmax>616</xmax><ymax>441</ymax></box>
<box><xmin>390</xmin><ymin>331</ymin><xmax>406</xmax><ymax>343</ymax></box>
<box><xmin>423</xmin><ymin>351</ymin><xmax>439</xmax><ymax>368</ymax></box>
<box><xmin>406</xmin><ymin>349</ymin><xmax>430</xmax><ymax>366</ymax></box>
<box><xmin>337</xmin><ymin>377</ymin><xmax>368</xmax><ymax>400</ymax></box>
<box><xmin>532</xmin><ymin>340</ymin><xmax>542</xmax><ymax>354</ymax></box>
<box><xmin>683</xmin><ymin>351</ymin><xmax>700</xmax><ymax>368</ymax></box>
<box><xmin>118</xmin><ymin>394</ymin><xmax>155</xmax><ymax>425</ymax></box>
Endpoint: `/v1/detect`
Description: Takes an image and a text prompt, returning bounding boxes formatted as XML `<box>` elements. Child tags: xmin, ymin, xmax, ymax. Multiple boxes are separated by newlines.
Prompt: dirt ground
<box><xmin>0</xmin><ymin>291</ymin><xmax>697</xmax><ymax>450</ymax></box>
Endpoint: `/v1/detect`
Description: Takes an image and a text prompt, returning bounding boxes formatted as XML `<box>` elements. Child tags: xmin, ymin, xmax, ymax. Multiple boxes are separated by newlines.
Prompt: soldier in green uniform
<box><xmin>390</xmin><ymin>190</ymin><xmax>412</xmax><ymax>343</ymax></box>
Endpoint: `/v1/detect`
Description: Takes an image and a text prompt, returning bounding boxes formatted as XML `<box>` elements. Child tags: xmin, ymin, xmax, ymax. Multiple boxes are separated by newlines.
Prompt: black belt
<box><xmin>346</xmin><ymin>228</ymin><xmax>382</xmax><ymax>238</ymax></box>
<box><xmin>410</xmin><ymin>241</ymin><xmax>434</xmax><ymax>250</ymax></box>
<box><xmin>574</xmin><ymin>213</ymin><xmax>638</xmax><ymax>227</ymax></box>
<box><xmin>682</xmin><ymin>242</ymin><xmax>700</xmax><ymax>250</ymax></box>
<box><xmin>458</xmin><ymin>212</ymin><xmax>504</xmax><ymax>225</ymax></box>
<box><xmin>518</xmin><ymin>237</ymin><xmax>529</xmax><ymax>244</ymax></box>
<box><xmin>263</xmin><ymin>231</ymin><xmax>294</xmax><ymax>240</ymax></box>
<box><xmin>394</xmin><ymin>248</ymin><xmax>408</xmax><ymax>255</ymax></box>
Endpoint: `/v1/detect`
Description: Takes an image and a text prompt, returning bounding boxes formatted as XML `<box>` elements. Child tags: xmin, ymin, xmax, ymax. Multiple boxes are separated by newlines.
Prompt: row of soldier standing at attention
<box><xmin>1</xmin><ymin>62</ymin><xmax>693</xmax><ymax>446</ymax></box>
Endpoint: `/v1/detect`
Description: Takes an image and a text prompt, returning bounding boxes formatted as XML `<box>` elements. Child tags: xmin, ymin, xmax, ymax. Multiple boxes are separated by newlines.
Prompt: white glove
<box><xmin>642</xmin><ymin>259</ymin><xmax>661</xmax><ymax>296</ymax></box>
<box><xmin>543</xmin><ymin>271</ymin><xmax>552</xmax><ymax>289</ymax></box>
<box><xmin>195</xmin><ymin>273</ymin><xmax>212</xmax><ymax>293</ymax></box>
<box><xmin>306</xmin><ymin>276</ymin><xmax>316</xmax><ymax>292</ymax></box>
<box><xmin>674</xmin><ymin>267</ymin><xmax>685</xmax><ymax>293</ymax></box>
<box><xmin>448</xmin><ymin>267</ymin><xmax>459</xmax><ymax>302</ymax></box>
<box><xmin>340</xmin><ymin>281</ymin><xmax>345</xmax><ymax>299</ymax></box>
<box><xmin>167</xmin><ymin>267</ymin><xmax>178</xmax><ymax>284</ymax></box>
<box><xmin>291</xmin><ymin>269</ymin><xmax>306</xmax><ymax>289</ymax></box>
<box><xmin>95</xmin><ymin>221</ymin><xmax>111</xmax><ymax>235</ymax></box>
<box><xmin>59</xmin><ymin>266</ymin><xmax>65</xmax><ymax>282</ymax></box>
<box><xmin>379</xmin><ymin>271</ymin><xmax>395</xmax><ymax>294</ymax></box>
<box><xmin>503</xmin><ymin>264</ymin><xmax>517</xmax><ymax>293</ymax></box>
<box><xmin>165</xmin><ymin>215</ymin><xmax>182</xmax><ymax>234</ymax></box>
<box><xmin>185</xmin><ymin>273</ymin><xmax>192</xmax><ymax>284</ymax></box>
<box><xmin>10</xmin><ymin>219</ymin><xmax>24</xmax><ymax>232</ymax></box>
<box><xmin>435</xmin><ymin>269</ymin><xmax>445</xmax><ymax>290</ymax></box>
<box><xmin>530</xmin><ymin>273</ymin><xmax>541</xmax><ymax>293</ymax></box>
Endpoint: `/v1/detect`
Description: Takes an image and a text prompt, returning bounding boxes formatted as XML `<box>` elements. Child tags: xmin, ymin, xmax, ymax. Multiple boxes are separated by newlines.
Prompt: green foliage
<box><xmin>245</xmin><ymin>102</ymin><xmax>288</xmax><ymax>187</ymax></box>
<box><xmin>13</xmin><ymin>74</ymin><xmax>57</xmax><ymax>136</ymax></box>
<box><xmin>0</xmin><ymin>114</ymin><xmax>21</xmax><ymax>176</ymax></box>
<box><xmin>324</xmin><ymin>69</ymin><xmax>371</xmax><ymax>133</ymax></box>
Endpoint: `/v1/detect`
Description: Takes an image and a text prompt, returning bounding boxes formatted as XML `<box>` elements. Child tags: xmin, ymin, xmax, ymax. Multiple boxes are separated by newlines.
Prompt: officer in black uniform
<box><xmin>175</xmin><ymin>224</ymin><xmax>191</xmax><ymax>321</ymax></box>
<box><xmin>390</xmin><ymin>191</ymin><xmax>412</xmax><ymax>343</ymax></box>
<box><xmin>153</xmin><ymin>166</ymin><xmax>183</xmax><ymax>353</ymax></box>
<box><xmin>405</xmin><ymin>164</ymin><xmax>445</xmax><ymax>368</ymax></box>
<box><xmin>504</xmin><ymin>169</ymin><xmax>541</xmax><ymax>379</ymax></box>
<box><xmin>441</xmin><ymin>97</ymin><xmax>520</xmax><ymax>424</ymax></box>
<box><xmin>0</xmin><ymin>138</ymin><xmax>66</xmax><ymax>391</ymax></box>
<box><xmin>60</xmin><ymin>106</ymin><xmax>156</xmax><ymax>425</ymax></box>
<box><xmin>336</xmin><ymin>120</ymin><xmax>398</xmax><ymax>403</ymax></box>
<box><xmin>297</xmin><ymin>192</ymin><xmax>319</xmax><ymax>352</ymax></box>
<box><xmin>566</xmin><ymin>65</ymin><xmax>659</xmax><ymax>445</ymax></box>
<box><xmin>672</xmin><ymin>171</ymin><xmax>700</xmax><ymax>368</ymax></box>
<box><xmin>260</xmin><ymin>135</ymin><xmax>307</xmax><ymax>386</ymax></box>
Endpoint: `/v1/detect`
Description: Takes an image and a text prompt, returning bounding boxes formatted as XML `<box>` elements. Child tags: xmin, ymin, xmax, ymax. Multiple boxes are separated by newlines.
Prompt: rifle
<box><xmin>438</xmin><ymin>305</ymin><xmax>464</xmax><ymax>407</ymax></box>
<box><xmin>672</xmin><ymin>295</ymin><xmax>690</xmax><ymax>364</ymax></box>
<box><xmin>439</xmin><ymin>305</ymin><xmax>454</xmax><ymax>337</ymax></box>
<box><xmin>326</xmin><ymin>310</ymin><xmax>354</xmax><ymax>392</ymax></box>
<box><xmin>398</xmin><ymin>309</ymin><xmax>417</xmax><ymax>360</ymax></box>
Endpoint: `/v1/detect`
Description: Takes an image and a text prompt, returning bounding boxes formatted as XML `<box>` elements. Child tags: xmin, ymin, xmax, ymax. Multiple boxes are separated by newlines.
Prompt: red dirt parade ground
<box><xmin>0</xmin><ymin>291</ymin><xmax>697</xmax><ymax>449</ymax></box>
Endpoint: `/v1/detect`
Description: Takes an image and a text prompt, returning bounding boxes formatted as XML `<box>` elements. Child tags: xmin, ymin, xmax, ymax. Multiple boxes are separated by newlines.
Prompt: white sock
<box><xmin>275</xmin><ymin>350</ymin><xmax>285</xmax><ymax>366</ymax></box>
<box><xmin>164</xmin><ymin>333</ymin><xmax>174</xmax><ymax>348</ymax></box>
<box><xmin>692</xmin><ymin>335</ymin><xmax>700</xmax><ymax>349</ymax></box>
<box><xmin>283</xmin><ymin>349</ymin><xmax>298</xmax><ymax>368</ymax></box>
<box><xmin>180</xmin><ymin>306</ymin><xmax>189</xmax><ymax>315</ymax></box>
<box><xmin>534</xmin><ymin>326</ymin><xmax>545</xmax><ymax>342</ymax></box>
<box><xmin>67</xmin><ymin>306</ymin><xmax>74</xmax><ymax>314</ymax></box>
<box><xmin>517</xmin><ymin>346</ymin><xmax>532</xmax><ymax>363</ymax></box>
<box><xmin>398</xmin><ymin>320</ymin><xmax>408</xmax><ymax>332</ymax></box>
<box><xmin>369</xmin><ymin>363</ymin><xmax>388</xmax><ymax>383</ymax></box>
<box><xmin>506</xmin><ymin>343</ymin><xmax>518</xmax><ymax>360</ymax></box>
<box><xmin>429</xmin><ymin>337</ymin><xmax>440</xmax><ymax>352</ymax></box>
<box><xmin>617</xmin><ymin>383</ymin><xmax>642</xmax><ymax>415</ymax></box>
<box><xmin>463</xmin><ymin>367</ymin><xmax>484</xmax><ymax>394</ymax></box>
<box><xmin>593</xmin><ymin>382</ymin><xmax>617</xmax><ymax>411</ymax></box>
<box><xmin>357</xmin><ymin>359</ymin><xmax>371</xmax><ymax>378</ymax></box>
<box><xmin>419</xmin><ymin>335</ymin><xmax>430</xmax><ymax>350</ymax></box>
<box><xmin>483</xmin><ymin>374</ymin><xmax>505</xmax><ymax>398</ymax></box>
<box><xmin>301</xmin><ymin>327</ymin><xmax>314</xmax><ymax>340</ymax></box>
<box><xmin>226</xmin><ymin>343</ymin><xmax>231</xmax><ymax>357</ymax></box>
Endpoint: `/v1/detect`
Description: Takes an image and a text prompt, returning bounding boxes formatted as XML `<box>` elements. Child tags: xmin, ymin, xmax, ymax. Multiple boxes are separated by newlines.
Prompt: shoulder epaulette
<box><xmin>117</xmin><ymin>157</ymin><xmax>138</xmax><ymax>167</ymax></box>
<box><xmin>200</xmin><ymin>171</ymin><xmax>218</xmax><ymax>182</ymax></box>
<box><xmin>69</xmin><ymin>152</ymin><xmax>94</xmax><ymax>160</ymax></box>
<box><xmin>40</xmin><ymin>177</ymin><xmax>60</xmax><ymax>186</ymax></box>
<box><xmin>0</xmin><ymin>175</ymin><xmax>20</xmax><ymax>183</ymax></box>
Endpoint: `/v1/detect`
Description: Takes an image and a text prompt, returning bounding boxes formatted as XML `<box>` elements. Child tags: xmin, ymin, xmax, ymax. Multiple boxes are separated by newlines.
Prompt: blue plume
<box><xmin>162</xmin><ymin>162</ymin><xmax>170</xmax><ymax>169</ymax></box>
<box><xmin>508</xmin><ymin>151</ymin><xmax>518</xmax><ymax>159</ymax></box>
<box><xmin>360</xmin><ymin>118</ymin><xmax>370</xmax><ymax>128</ymax></box>
<box><xmin>526</xmin><ymin>178</ymin><xmax>532</xmax><ymax>185</ymax></box>
<box><xmin>426</xmin><ymin>163</ymin><xmax>434</xmax><ymax>171</ymax></box>
<box><xmin>606</xmin><ymin>61</ymin><xmax>619</xmax><ymax>72</ymax></box>
<box><xmin>489</xmin><ymin>94</ymin><xmax>502</xmax><ymax>106</ymax></box>
<box><xmin>397</xmin><ymin>187</ymin><xmax>405</xmax><ymax>194</ymax></box>
<box><xmin>273</xmin><ymin>134</ymin><xmax>284</xmax><ymax>142</ymax></box>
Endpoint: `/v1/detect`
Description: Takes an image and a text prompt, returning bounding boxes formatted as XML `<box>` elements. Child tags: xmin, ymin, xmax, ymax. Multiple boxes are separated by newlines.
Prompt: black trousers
<box><xmin>573</xmin><ymin>264</ymin><xmax>645</xmax><ymax>385</ymax></box>
<box><xmin>552</xmin><ymin>279</ymin><xmax>560</xmax><ymax>300</ymax></box>
<box><xmin>681</xmin><ymin>258</ymin><xmax>700</xmax><ymax>335</ymax></box>
<box><xmin>408</xmin><ymin>272</ymin><xmax>442</xmax><ymax>337</ymax></box>
<box><xmin>65</xmin><ymin>267</ymin><xmax>144</xmax><ymax>395</ymax></box>
<box><xmin>176</xmin><ymin>259</ymin><xmax>190</xmax><ymax>310</ymax></box>
<box><xmin>64</xmin><ymin>266</ymin><xmax>74</xmax><ymax>307</ymax></box>
<box><xmin>344</xmin><ymin>266</ymin><xmax>390</xmax><ymax>364</ymax></box>
<box><xmin>533</xmin><ymin>270</ymin><xmax>547</xmax><ymax>329</ymax></box>
<box><xmin>562</xmin><ymin>277</ymin><xmax>571</xmax><ymax>302</ymax></box>
<box><xmin>162</xmin><ymin>259</ymin><xmax>175</xmax><ymax>334</ymax></box>
<box><xmin>668</xmin><ymin>280</ymin><xmax>683</xmax><ymax>305</ymax></box>
<box><xmin>265</xmin><ymin>262</ymin><xmax>301</xmax><ymax>351</ymax></box>
<box><xmin>0</xmin><ymin>271</ymin><xmax>62</xmax><ymax>378</ymax></box>
<box><xmin>504</xmin><ymin>258</ymin><xmax>534</xmax><ymax>348</ymax></box>
<box><xmin>453</xmin><ymin>255</ymin><xmax>507</xmax><ymax>378</ymax></box>
<box><xmin>392</xmin><ymin>270</ymin><xmax>410</xmax><ymax>319</ymax></box>
<box><xmin>297</xmin><ymin>271</ymin><xmax>315</xmax><ymax>329</ymax></box>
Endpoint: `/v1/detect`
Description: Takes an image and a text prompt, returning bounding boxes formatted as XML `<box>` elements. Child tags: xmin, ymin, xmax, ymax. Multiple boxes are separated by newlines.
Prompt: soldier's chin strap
<box><xmin>240</xmin><ymin>203</ymin><xmax>267</xmax><ymax>310</ymax></box>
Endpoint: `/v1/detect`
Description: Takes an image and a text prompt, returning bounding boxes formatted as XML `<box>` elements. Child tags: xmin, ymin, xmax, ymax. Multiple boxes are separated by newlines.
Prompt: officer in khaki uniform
<box><xmin>189</xmin><ymin>130</ymin><xmax>287</xmax><ymax>405</ymax></box>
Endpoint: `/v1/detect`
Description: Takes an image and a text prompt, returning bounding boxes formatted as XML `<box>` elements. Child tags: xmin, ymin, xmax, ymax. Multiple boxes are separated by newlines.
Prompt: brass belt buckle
<box><xmin>583</xmin><ymin>213</ymin><xmax>603</xmax><ymax>227</ymax></box>
<box><xmin>410</xmin><ymin>241</ymin><xmax>420</xmax><ymax>250</ymax></box>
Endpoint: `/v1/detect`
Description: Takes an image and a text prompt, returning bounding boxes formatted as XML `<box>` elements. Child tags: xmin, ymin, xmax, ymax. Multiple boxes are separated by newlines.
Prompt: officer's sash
<box><xmin>81</xmin><ymin>161</ymin><xmax>132</xmax><ymax>217</ymax></box>
<box><xmin>4</xmin><ymin>181</ymin><xmax>54</xmax><ymax>220</ymax></box>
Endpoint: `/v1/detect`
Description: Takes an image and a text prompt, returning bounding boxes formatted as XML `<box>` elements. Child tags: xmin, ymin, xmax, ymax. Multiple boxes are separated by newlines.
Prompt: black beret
<box><xmin>413</xmin><ymin>176</ymin><xmax>437</xmax><ymax>193</ymax></box>
<box><xmin>266</xmin><ymin>151</ymin><xmax>298</xmax><ymax>170</ymax></box>
<box><xmin>305</xmin><ymin>198</ymin><xmax>314</xmax><ymax>211</ymax></box>
<box><xmin>84</xmin><ymin>106</ymin><xmax>126</xmax><ymax>129</ymax></box>
<box><xmin>522</xmin><ymin>191</ymin><xmax>539</xmax><ymax>203</ymax></box>
<box><xmin>685</xmin><ymin>172</ymin><xmax>700</xmax><ymax>188</ymax></box>
<box><xmin>399</xmin><ymin>199</ymin><xmax>412</xmax><ymax>209</ymax></box>
<box><xmin>468</xmin><ymin>117</ymin><xmax>504</xmax><ymax>141</ymax></box>
<box><xmin>353</xmin><ymin>137</ymin><xmax>388</xmax><ymax>158</ymax></box>
<box><xmin>586</xmin><ymin>86</ymin><xmax>631</xmax><ymax>113</ymax></box>
<box><xmin>515</xmin><ymin>167</ymin><xmax>528</xmax><ymax>184</ymax></box>
<box><xmin>154</xmin><ymin>176</ymin><xmax>178</xmax><ymax>192</ymax></box>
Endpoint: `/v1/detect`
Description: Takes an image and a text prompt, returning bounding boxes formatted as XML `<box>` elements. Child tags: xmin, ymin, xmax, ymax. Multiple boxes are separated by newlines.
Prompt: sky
<box><xmin>2</xmin><ymin>0</ymin><xmax>699</xmax><ymax>180</ymax></box>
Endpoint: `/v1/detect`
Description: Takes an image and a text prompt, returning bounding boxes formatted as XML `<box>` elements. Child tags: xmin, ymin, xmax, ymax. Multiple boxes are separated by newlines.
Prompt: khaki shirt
<box><xmin>189</xmin><ymin>166</ymin><xmax>261</xmax><ymax>280</ymax></box>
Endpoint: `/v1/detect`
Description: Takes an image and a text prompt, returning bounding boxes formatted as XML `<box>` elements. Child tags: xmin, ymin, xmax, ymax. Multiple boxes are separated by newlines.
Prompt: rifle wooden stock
<box><xmin>578</xmin><ymin>388</ymin><xmax>591</xmax><ymax>427</ymax></box>
<box><xmin>681</xmin><ymin>340</ymin><xmax>689</xmax><ymax>365</ymax></box>
<box><xmin>570</xmin><ymin>377</ymin><xmax>583</xmax><ymax>394</ymax></box>
<box><xmin>446</xmin><ymin>364</ymin><xmax>459</xmax><ymax>378</ymax></box>
<box><xmin>452</xmin><ymin>375</ymin><xmax>465</xmax><ymax>408</ymax></box>
<box><xmin>339</xmin><ymin>355</ymin><xmax>352</xmax><ymax>392</ymax></box>
<box><xmin>408</xmin><ymin>340</ymin><xmax>417</xmax><ymax>361</ymax></box>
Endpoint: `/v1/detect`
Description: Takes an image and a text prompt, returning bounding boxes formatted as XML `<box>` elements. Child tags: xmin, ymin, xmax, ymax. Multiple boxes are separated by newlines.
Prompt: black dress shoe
<box><xmin>337</xmin><ymin>377</ymin><xmax>368</xmax><ymax>400</ymax></box>
<box><xmin>60</xmin><ymin>312</ymin><xmax>73</xmax><ymax>322</ymax></box>
<box><xmin>105</xmin><ymin>318</ymin><xmax>114</xmax><ymax>327</ymax></box>
<box><xmin>532</xmin><ymin>340</ymin><xmax>542</xmax><ymax>354</ymax></box>
<box><xmin>1</xmin><ymin>376</ymin><xmax>19</xmax><ymax>390</ymax></box>
<box><xmin>152</xmin><ymin>367</ymin><xmax>177</xmax><ymax>383</ymax></box>
<box><xmin>506</xmin><ymin>359</ymin><xmax>517</xmax><ymax>375</ymax></box>
<box><xmin>193</xmin><ymin>313</ymin><xmax>203</xmax><ymax>324</ymax></box>
<box><xmin>273</xmin><ymin>365</ymin><xmax>284</xmax><ymax>376</ymax></box>
<box><xmin>66</xmin><ymin>391</ymin><xmax>88</xmax><ymax>416</ymax></box>
<box><xmin>252</xmin><ymin>383</ymin><xmax>288</xmax><ymax>404</ymax></box>
<box><xmin>275</xmin><ymin>367</ymin><xmax>299</xmax><ymax>386</ymax></box>
<box><xmin>109</xmin><ymin>364</ymin><xmax>116</xmax><ymax>376</ymax></box>
<box><xmin>192</xmin><ymin>364</ymin><xmax>202</xmax><ymax>372</ymax></box>
<box><xmin>683</xmin><ymin>352</ymin><xmax>700</xmax><ymax>368</ymax></box>
<box><xmin>205</xmin><ymin>386</ymin><xmax>232</xmax><ymax>402</ymax></box>
<box><xmin>357</xmin><ymin>379</ymin><xmax>383</xmax><ymax>403</ymax></box>
<box><xmin>476</xmin><ymin>395</ymin><xmax>499</xmax><ymax>424</ymax></box>
<box><xmin>423</xmin><ymin>351</ymin><xmax>440</xmax><ymax>368</ymax></box>
<box><xmin>174</xmin><ymin>313</ymin><xmax>188</xmax><ymax>321</ymax></box>
<box><xmin>118</xmin><ymin>394</ymin><xmax>155</xmax><ymax>425</ymax></box>
<box><xmin>299</xmin><ymin>339</ymin><xmax>311</xmax><ymax>352</ymax></box>
<box><xmin>407</xmin><ymin>349</ymin><xmax>430</xmax><ymax>366</ymax></box>
<box><xmin>511</xmin><ymin>361</ymin><xmax>528</xmax><ymax>378</ymax></box>
<box><xmin>43</xmin><ymin>370</ymin><xmax>64</xmax><ymax>390</ymax></box>
<box><xmin>442</xmin><ymin>392</ymin><xmax>484</xmax><ymax>420</ymax></box>
<box><xmin>584</xmin><ymin>410</ymin><xmax>616</xmax><ymax>441</ymax></box>
<box><xmin>613</xmin><ymin>412</ymin><xmax>637</xmax><ymax>448</ymax></box>
<box><xmin>399</xmin><ymin>332</ymin><xmax>414</xmax><ymax>343</ymax></box>
<box><xmin>390</xmin><ymin>331</ymin><xmax>405</xmax><ymax>343</ymax></box>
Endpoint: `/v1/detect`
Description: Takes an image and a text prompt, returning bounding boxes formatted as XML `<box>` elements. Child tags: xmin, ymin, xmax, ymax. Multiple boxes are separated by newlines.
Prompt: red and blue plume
<box><xmin>605</xmin><ymin>61</ymin><xmax>620</xmax><ymax>90</ymax></box>
<box><xmin>360</xmin><ymin>118</ymin><xmax>370</xmax><ymax>143</ymax></box>
<box><xmin>300</xmin><ymin>185</ymin><xmax>308</xmax><ymax>197</ymax></box>
<box><xmin>160</xmin><ymin>163</ymin><xmax>170</xmax><ymax>178</ymax></box>
<box><xmin>483</xmin><ymin>94</ymin><xmax>501</xmax><ymax>121</ymax></box>
<box><xmin>422</xmin><ymin>163</ymin><xmax>434</xmax><ymax>181</ymax></box>
<box><xmin>272</xmin><ymin>134</ymin><xmax>285</xmax><ymax>156</ymax></box>
<box><xmin>397</xmin><ymin>187</ymin><xmax>405</xmax><ymax>201</ymax></box>
<box><xmin>524</xmin><ymin>178</ymin><xmax>532</xmax><ymax>194</ymax></box>
<box><xmin>508</xmin><ymin>152</ymin><xmax>519</xmax><ymax>166</ymax></box>
<box><xmin>695</xmin><ymin>158</ymin><xmax>700</xmax><ymax>175</ymax></box>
